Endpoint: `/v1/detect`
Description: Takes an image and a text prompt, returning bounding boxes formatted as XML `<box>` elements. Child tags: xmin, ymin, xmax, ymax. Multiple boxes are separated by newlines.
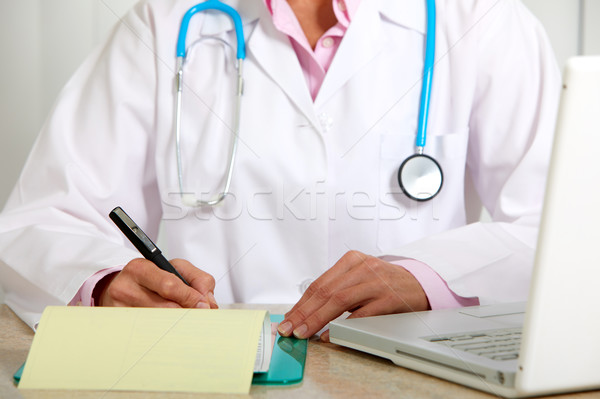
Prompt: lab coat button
<box><xmin>318</xmin><ymin>113</ymin><xmax>333</xmax><ymax>133</ymax></box>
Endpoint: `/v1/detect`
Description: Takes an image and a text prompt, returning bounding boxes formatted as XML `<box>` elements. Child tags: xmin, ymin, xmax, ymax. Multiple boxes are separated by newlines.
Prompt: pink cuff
<box><xmin>391</xmin><ymin>259</ymin><xmax>480</xmax><ymax>310</ymax></box>
<box><xmin>68</xmin><ymin>266</ymin><xmax>123</xmax><ymax>306</ymax></box>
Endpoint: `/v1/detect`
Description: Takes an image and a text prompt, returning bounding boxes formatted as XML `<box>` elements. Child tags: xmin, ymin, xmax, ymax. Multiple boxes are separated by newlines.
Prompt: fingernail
<box><xmin>293</xmin><ymin>324</ymin><xmax>308</xmax><ymax>339</ymax></box>
<box><xmin>208</xmin><ymin>292</ymin><xmax>216</xmax><ymax>304</ymax></box>
<box><xmin>278</xmin><ymin>321</ymin><xmax>292</xmax><ymax>336</ymax></box>
<box><xmin>195</xmin><ymin>301</ymin><xmax>210</xmax><ymax>309</ymax></box>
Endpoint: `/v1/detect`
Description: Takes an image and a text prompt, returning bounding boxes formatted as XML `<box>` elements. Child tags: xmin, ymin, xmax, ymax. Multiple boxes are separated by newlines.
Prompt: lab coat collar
<box><xmin>193</xmin><ymin>0</ymin><xmax>426</xmax><ymax>49</ymax></box>
<box><xmin>245</xmin><ymin>2</ymin><xmax>321</xmax><ymax>129</ymax></box>
<box><xmin>215</xmin><ymin>0</ymin><xmax>426</xmax><ymax>33</ymax></box>
<box><xmin>314</xmin><ymin>0</ymin><xmax>426</xmax><ymax>107</ymax></box>
<box><xmin>187</xmin><ymin>0</ymin><xmax>320</xmax><ymax>128</ymax></box>
<box><xmin>198</xmin><ymin>0</ymin><xmax>427</xmax><ymax>128</ymax></box>
<box><xmin>378</xmin><ymin>0</ymin><xmax>427</xmax><ymax>35</ymax></box>
<box><xmin>314</xmin><ymin>0</ymin><xmax>386</xmax><ymax>108</ymax></box>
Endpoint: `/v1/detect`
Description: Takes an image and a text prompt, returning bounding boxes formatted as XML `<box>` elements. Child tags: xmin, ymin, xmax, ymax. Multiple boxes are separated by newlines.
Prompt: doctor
<box><xmin>0</xmin><ymin>0</ymin><xmax>560</xmax><ymax>341</ymax></box>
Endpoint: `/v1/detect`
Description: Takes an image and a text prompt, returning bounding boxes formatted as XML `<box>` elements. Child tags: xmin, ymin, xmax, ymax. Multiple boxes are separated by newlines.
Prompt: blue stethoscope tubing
<box><xmin>176</xmin><ymin>0</ymin><xmax>246</xmax><ymax>59</ymax></box>
<box><xmin>174</xmin><ymin>0</ymin><xmax>246</xmax><ymax>207</ymax></box>
<box><xmin>174</xmin><ymin>0</ymin><xmax>441</xmax><ymax>206</ymax></box>
<box><xmin>397</xmin><ymin>0</ymin><xmax>443</xmax><ymax>202</ymax></box>
<box><xmin>417</xmin><ymin>0</ymin><xmax>435</xmax><ymax>150</ymax></box>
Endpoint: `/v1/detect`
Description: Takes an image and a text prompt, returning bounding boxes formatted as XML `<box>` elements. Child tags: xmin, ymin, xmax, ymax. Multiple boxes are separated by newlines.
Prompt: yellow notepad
<box><xmin>19</xmin><ymin>306</ymin><xmax>270</xmax><ymax>394</ymax></box>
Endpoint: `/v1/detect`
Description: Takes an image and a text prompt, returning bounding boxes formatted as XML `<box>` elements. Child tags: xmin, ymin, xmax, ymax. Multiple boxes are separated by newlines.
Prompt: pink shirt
<box><xmin>266</xmin><ymin>0</ymin><xmax>360</xmax><ymax>99</ymax></box>
<box><xmin>70</xmin><ymin>0</ymin><xmax>478</xmax><ymax>310</ymax></box>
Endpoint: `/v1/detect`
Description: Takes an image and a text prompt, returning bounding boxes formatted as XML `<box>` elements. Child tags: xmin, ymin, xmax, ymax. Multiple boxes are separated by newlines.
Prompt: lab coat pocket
<box><xmin>377</xmin><ymin>128</ymin><xmax>470</xmax><ymax>253</ymax></box>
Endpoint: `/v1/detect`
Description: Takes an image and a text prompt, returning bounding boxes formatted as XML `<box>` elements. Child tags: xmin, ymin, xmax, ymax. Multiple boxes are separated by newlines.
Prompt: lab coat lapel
<box><xmin>246</xmin><ymin>5</ymin><xmax>319</xmax><ymax>128</ymax></box>
<box><xmin>314</xmin><ymin>0</ymin><xmax>426</xmax><ymax>108</ymax></box>
<box><xmin>314</xmin><ymin>1</ymin><xmax>385</xmax><ymax>108</ymax></box>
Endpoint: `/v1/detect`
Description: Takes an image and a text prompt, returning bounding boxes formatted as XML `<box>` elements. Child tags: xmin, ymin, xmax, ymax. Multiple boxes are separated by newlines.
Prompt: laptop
<box><xmin>329</xmin><ymin>56</ymin><xmax>600</xmax><ymax>398</ymax></box>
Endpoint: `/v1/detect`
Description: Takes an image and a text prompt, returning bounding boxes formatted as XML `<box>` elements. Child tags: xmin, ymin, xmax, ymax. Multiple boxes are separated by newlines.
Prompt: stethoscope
<box><xmin>397</xmin><ymin>0</ymin><xmax>443</xmax><ymax>201</ymax></box>
<box><xmin>175</xmin><ymin>0</ymin><xmax>245</xmax><ymax>207</ymax></box>
<box><xmin>174</xmin><ymin>0</ymin><xmax>442</xmax><ymax>206</ymax></box>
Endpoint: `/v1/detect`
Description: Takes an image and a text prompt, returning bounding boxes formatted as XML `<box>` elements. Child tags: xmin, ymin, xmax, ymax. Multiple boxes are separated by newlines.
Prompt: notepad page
<box><xmin>254</xmin><ymin>320</ymin><xmax>278</xmax><ymax>373</ymax></box>
<box><xmin>19</xmin><ymin>306</ymin><xmax>268</xmax><ymax>394</ymax></box>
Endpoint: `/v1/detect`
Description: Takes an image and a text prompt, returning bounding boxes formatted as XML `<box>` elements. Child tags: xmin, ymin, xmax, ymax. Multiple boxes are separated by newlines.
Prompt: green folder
<box><xmin>252</xmin><ymin>314</ymin><xmax>307</xmax><ymax>385</ymax></box>
<box><xmin>13</xmin><ymin>362</ymin><xmax>24</xmax><ymax>386</ymax></box>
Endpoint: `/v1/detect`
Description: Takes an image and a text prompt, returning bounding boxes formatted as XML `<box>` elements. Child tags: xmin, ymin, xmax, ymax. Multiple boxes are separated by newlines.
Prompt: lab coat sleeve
<box><xmin>389</xmin><ymin>1</ymin><xmax>562</xmax><ymax>304</ymax></box>
<box><xmin>0</xmin><ymin>3</ymin><xmax>162</xmax><ymax>329</ymax></box>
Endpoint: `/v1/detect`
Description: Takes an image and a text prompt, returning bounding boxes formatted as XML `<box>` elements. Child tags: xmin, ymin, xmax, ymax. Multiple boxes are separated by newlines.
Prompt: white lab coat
<box><xmin>0</xmin><ymin>0</ymin><xmax>561</xmax><ymax>329</ymax></box>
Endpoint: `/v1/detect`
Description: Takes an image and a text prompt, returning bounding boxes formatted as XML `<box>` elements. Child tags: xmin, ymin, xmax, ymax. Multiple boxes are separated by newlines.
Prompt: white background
<box><xmin>0</xmin><ymin>0</ymin><xmax>599</xmax><ymax>302</ymax></box>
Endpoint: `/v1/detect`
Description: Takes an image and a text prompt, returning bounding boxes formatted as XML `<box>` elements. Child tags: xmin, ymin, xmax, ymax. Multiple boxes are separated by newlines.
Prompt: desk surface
<box><xmin>1</xmin><ymin>304</ymin><xmax>599</xmax><ymax>399</ymax></box>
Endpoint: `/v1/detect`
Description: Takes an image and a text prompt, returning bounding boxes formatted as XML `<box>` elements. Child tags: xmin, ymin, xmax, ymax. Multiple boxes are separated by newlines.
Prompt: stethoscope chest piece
<box><xmin>398</xmin><ymin>153</ymin><xmax>443</xmax><ymax>201</ymax></box>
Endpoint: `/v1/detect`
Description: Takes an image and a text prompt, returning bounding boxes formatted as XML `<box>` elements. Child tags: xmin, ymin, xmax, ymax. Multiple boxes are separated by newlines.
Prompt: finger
<box><xmin>109</xmin><ymin>284</ymin><xmax>183</xmax><ymax>308</ymax></box>
<box><xmin>207</xmin><ymin>292</ymin><xmax>219</xmax><ymax>309</ymax></box>
<box><xmin>279</xmin><ymin>273</ymin><xmax>360</xmax><ymax>337</ymax></box>
<box><xmin>317</xmin><ymin>297</ymin><xmax>407</xmax><ymax>345</ymax></box>
<box><xmin>345</xmin><ymin>298</ymin><xmax>400</xmax><ymax>319</ymax></box>
<box><xmin>284</xmin><ymin>250</ymin><xmax>366</xmax><ymax>318</ymax></box>
<box><xmin>170</xmin><ymin>259</ymin><xmax>216</xmax><ymax>294</ymax></box>
<box><xmin>287</xmin><ymin>282</ymin><xmax>380</xmax><ymax>339</ymax></box>
<box><xmin>170</xmin><ymin>259</ymin><xmax>217</xmax><ymax>308</ymax></box>
<box><xmin>126</xmin><ymin>258</ymin><xmax>209</xmax><ymax>308</ymax></box>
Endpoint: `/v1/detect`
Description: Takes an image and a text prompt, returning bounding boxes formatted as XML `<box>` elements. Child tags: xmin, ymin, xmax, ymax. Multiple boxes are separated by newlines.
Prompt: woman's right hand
<box><xmin>97</xmin><ymin>258</ymin><xmax>218</xmax><ymax>309</ymax></box>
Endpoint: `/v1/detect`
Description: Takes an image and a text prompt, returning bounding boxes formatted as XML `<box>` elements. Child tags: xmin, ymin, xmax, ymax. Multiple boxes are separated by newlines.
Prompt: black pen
<box><xmin>109</xmin><ymin>206</ymin><xmax>189</xmax><ymax>285</ymax></box>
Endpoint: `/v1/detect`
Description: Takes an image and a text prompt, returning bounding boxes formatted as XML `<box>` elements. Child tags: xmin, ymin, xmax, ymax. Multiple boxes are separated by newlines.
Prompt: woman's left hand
<box><xmin>277</xmin><ymin>250</ymin><xmax>430</xmax><ymax>342</ymax></box>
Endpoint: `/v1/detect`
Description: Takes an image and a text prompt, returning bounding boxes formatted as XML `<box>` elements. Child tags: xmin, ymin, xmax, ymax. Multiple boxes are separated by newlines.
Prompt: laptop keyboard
<box><xmin>424</xmin><ymin>328</ymin><xmax>522</xmax><ymax>361</ymax></box>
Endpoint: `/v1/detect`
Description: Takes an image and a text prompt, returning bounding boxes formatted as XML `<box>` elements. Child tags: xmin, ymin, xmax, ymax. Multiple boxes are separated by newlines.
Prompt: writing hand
<box><xmin>98</xmin><ymin>258</ymin><xmax>218</xmax><ymax>309</ymax></box>
<box><xmin>278</xmin><ymin>250</ymin><xmax>429</xmax><ymax>342</ymax></box>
